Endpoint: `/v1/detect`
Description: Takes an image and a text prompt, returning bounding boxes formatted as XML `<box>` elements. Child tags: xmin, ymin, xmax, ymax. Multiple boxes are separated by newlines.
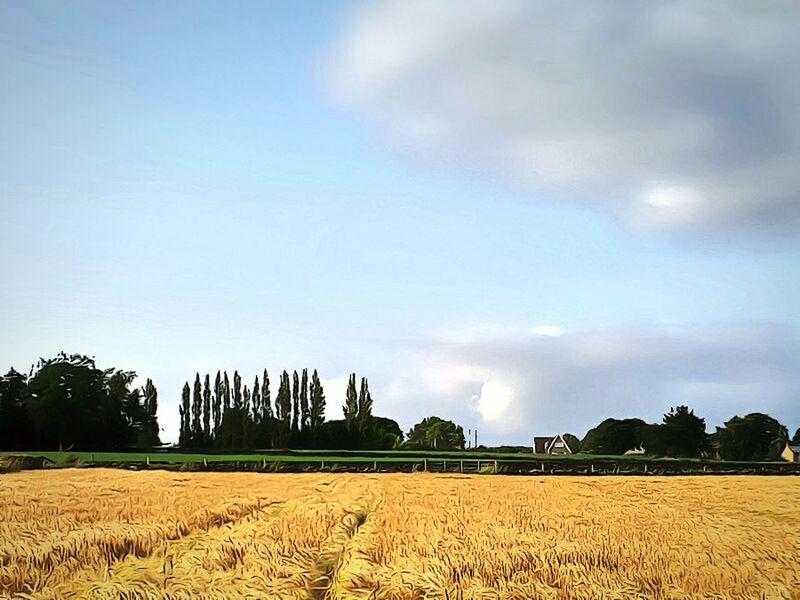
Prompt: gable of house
<box><xmin>781</xmin><ymin>443</ymin><xmax>800</xmax><ymax>463</ymax></box>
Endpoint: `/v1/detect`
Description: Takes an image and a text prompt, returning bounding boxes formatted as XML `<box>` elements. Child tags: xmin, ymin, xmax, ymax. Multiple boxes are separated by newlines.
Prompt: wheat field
<box><xmin>1</xmin><ymin>470</ymin><xmax>798</xmax><ymax>599</ymax></box>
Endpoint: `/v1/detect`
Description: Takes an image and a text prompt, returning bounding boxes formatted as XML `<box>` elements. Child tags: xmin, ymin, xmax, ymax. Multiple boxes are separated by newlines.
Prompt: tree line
<box><xmin>177</xmin><ymin>369</ymin><xmax>410</xmax><ymax>450</ymax></box>
<box><xmin>577</xmin><ymin>406</ymin><xmax>799</xmax><ymax>460</ymax></box>
<box><xmin>0</xmin><ymin>353</ymin><xmax>159</xmax><ymax>451</ymax></box>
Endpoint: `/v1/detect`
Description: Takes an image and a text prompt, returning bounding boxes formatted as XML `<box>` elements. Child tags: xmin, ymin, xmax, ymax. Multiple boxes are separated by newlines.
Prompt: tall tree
<box><xmin>213</xmin><ymin>371</ymin><xmax>222</xmax><ymax>437</ymax></box>
<box><xmin>233</xmin><ymin>371</ymin><xmax>242</xmax><ymax>410</ymax></box>
<box><xmin>242</xmin><ymin>384</ymin><xmax>252</xmax><ymax>447</ymax></box>
<box><xmin>191</xmin><ymin>373</ymin><xmax>202</xmax><ymax>442</ymax></box>
<box><xmin>0</xmin><ymin>368</ymin><xmax>32</xmax><ymax>450</ymax></box>
<box><xmin>252</xmin><ymin>375</ymin><xmax>261</xmax><ymax>422</ymax></box>
<box><xmin>141</xmin><ymin>378</ymin><xmax>160</xmax><ymax>446</ymax></box>
<box><xmin>202</xmin><ymin>374</ymin><xmax>211</xmax><ymax>441</ymax></box>
<box><xmin>357</xmin><ymin>377</ymin><xmax>373</xmax><ymax>433</ymax></box>
<box><xmin>223</xmin><ymin>371</ymin><xmax>231</xmax><ymax>412</ymax></box>
<box><xmin>180</xmin><ymin>382</ymin><xmax>191</xmax><ymax>446</ymax></box>
<box><xmin>642</xmin><ymin>405</ymin><xmax>708</xmax><ymax>457</ymax></box>
<box><xmin>276</xmin><ymin>371</ymin><xmax>292</xmax><ymax>446</ymax></box>
<box><xmin>300</xmin><ymin>368</ymin><xmax>310</xmax><ymax>431</ymax></box>
<box><xmin>309</xmin><ymin>369</ymin><xmax>326</xmax><ymax>432</ymax></box>
<box><xmin>262</xmin><ymin>369</ymin><xmax>272</xmax><ymax>421</ymax></box>
<box><xmin>343</xmin><ymin>373</ymin><xmax>358</xmax><ymax>432</ymax></box>
<box><xmin>291</xmin><ymin>370</ymin><xmax>300</xmax><ymax>433</ymax></box>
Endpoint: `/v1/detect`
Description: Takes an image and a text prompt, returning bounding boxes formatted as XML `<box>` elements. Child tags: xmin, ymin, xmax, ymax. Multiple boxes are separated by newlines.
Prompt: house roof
<box><xmin>533</xmin><ymin>434</ymin><xmax>574</xmax><ymax>454</ymax></box>
<box><xmin>788</xmin><ymin>444</ymin><xmax>800</xmax><ymax>453</ymax></box>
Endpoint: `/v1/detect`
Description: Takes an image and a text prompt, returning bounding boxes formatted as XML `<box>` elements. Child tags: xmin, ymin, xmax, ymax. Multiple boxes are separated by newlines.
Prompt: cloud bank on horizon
<box><xmin>326</xmin><ymin>0</ymin><xmax>800</xmax><ymax>236</ymax></box>
<box><xmin>383</xmin><ymin>322</ymin><xmax>799</xmax><ymax>440</ymax></box>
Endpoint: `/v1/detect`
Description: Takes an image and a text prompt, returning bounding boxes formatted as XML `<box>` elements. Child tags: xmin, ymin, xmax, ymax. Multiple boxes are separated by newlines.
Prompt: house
<box><xmin>781</xmin><ymin>442</ymin><xmax>800</xmax><ymax>463</ymax></box>
<box><xmin>624</xmin><ymin>446</ymin><xmax>646</xmax><ymax>455</ymax></box>
<box><xmin>533</xmin><ymin>434</ymin><xmax>574</xmax><ymax>455</ymax></box>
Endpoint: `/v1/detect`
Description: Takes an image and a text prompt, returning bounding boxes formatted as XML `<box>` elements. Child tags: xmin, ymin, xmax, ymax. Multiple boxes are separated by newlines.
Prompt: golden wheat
<box><xmin>0</xmin><ymin>470</ymin><xmax>797</xmax><ymax>599</ymax></box>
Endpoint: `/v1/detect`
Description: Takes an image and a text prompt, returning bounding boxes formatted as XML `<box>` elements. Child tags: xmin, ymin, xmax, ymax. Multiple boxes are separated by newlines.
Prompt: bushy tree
<box><xmin>642</xmin><ymin>406</ymin><xmax>708</xmax><ymax>457</ymax></box>
<box><xmin>716</xmin><ymin>413</ymin><xmax>788</xmax><ymax>461</ymax></box>
<box><xmin>562</xmin><ymin>433</ymin><xmax>581</xmax><ymax>453</ymax></box>
<box><xmin>581</xmin><ymin>418</ymin><xmax>647</xmax><ymax>455</ymax></box>
<box><xmin>405</xmin><ymin>416</ymin><xmax>464</xmax><ymax>450</ymax></box>
<box><xmin>23</xmin><ymin>353</ymin><xmax>154</xmax><ymax>450</ymax></box>
<box><xmin>0</xmin><ymin>368</ymin><xmax>33</xmax><ymax>450</ymax></box>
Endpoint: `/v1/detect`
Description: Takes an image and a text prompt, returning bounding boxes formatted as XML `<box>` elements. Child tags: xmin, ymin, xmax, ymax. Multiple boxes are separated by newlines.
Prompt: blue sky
<box><xmin>2</xmin><ymin>1</ymin><xmax>799</xmax><ymax>443</ymax></box>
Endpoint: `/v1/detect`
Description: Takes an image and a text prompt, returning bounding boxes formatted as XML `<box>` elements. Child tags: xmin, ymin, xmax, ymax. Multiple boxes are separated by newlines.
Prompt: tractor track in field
<box><xmin>306</xmin><ymin>508</ymin><xmax>370</xmax><ymax>600</ymax></box>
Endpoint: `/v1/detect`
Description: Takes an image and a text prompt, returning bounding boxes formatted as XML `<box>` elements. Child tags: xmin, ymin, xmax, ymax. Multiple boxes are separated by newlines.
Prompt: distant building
<box><xmin>781</xmin><ymin>442</ymin><xmax>800</xmax><ymax>463</ymax></box>
<box><xmin>533</xmin><ymin>434</ymin><xmax>574</xmax><ymax>454</ymax></box>
<box><xmin>624</xmin><ymin>446</ymin><xmax>646</xmax><ymax>455</ymax></box>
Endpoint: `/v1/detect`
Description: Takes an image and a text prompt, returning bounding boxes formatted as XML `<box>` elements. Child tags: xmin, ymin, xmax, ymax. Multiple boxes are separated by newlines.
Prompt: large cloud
<box><xmin>326</xmin><ymin>1</ymin><xmax>800</xmax><ymax>235</ymax></box>
<box><xmin>381</xmin><ymin>323</ymin><xmax>799</xmax><ymax>442</ymax></box>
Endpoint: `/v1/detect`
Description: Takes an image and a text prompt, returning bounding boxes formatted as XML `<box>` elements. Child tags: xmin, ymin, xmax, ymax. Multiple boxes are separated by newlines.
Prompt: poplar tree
<box><xmin>141</xmin><ymin>378</ymin><xmax>160</xmax><ymax>445</ymax></box>
<box><xmin>180</xmin><ymin>382</ymin><xmax>191</xmax><ymax>446</ymax></box>
<box><xmin>300</xmin><ymin>368</ymin><xmax>310</xmax><ymax>430</ymax></box>
<box><xmin>252</xmin><ymin>375</ymin><xmax>261</xmax><ymax>422</ymax></box>
<box><xmin>291</xmin><ymin>370</ymin><xmax>300</xmax><ymax>433</ymax></box>
<box><xmin>233</xmin><ymin>371</ymin><xmax>242</xmax><ymax>410</ymax></box>
<box><xmin>357</xmin><ymin>377</ymin><xmax>373</xmax><ymax>433</ymax></box>
<box><xmin>202</xmin><ymin>373</ymin><xmax>211</xmax><ymax>441</ymax></box>
<box><xmin>262</xmin><ymin>369</ymin><xmax>272</xmax><ymax>421</ymax></box>
<box><xmin>309</xmin><ymin>369</ymin><xmax>326</xmax><ymax>432</ymax></box>
<box><xmin>223</xmin><ymin>371</ymin><xmax>231</xmax><ymax>412</ymax></box>
<box><xmin>276</xmin><ymin>371</ymin><xmax>291</xmax><ymax>446</ymax></box>
<box><xmin>344</xmin><ymin>373</ymin><xmax>358</xmax><ymax>432</ymax></box>
<box><xmin>192</xmin><ymin>373</ymin><xmax>202</xmax><ymax>440</ymax></box>
<box><xmin>213</xmin><ymin>371</ymin><xmax>222</xmax><ymax>437</ymax></box>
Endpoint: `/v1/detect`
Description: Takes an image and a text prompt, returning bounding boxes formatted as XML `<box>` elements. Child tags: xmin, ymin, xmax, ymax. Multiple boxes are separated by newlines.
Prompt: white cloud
<box><xmin>529</xmin><ymin>325</ymin><xmax>564</xmax><ymax>337</ymax></box>
<box><xmin>399</xmin><ymin>322</ymin><xmax>800</xmax><ymax>441</ymax></box>
<box><xmin>327</xmin><ymin>1</ymin><xmax>800</xmax><ymax>236</ymax></box>
<box><xmin>320</xmin><ymin>375</ymin><xmax>350</xmax><ymax>420</ymax></box>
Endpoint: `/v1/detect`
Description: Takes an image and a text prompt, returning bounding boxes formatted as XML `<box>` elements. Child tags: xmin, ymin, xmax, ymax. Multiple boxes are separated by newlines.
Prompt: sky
<box><xmin>1</xmin><ymin>0</ymin><xmax>799</xmax><ymax>445</ymax></box>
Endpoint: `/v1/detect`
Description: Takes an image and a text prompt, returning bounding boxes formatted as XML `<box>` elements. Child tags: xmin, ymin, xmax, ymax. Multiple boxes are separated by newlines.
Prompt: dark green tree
<box><xmin>343</xmin><ymin>373</ymin><xmax>358</xmax><ymax>433</ymax></box>
<box><xmin>275</xmin><ymin>371</ymin><xmax>291</xmax><ymax>446</ymax></box>
<box><xmin>0</xmin><ymin>368</ymin><xmax>32</xmax><ymax>450</ymax></box>
<box><xmin>793</xmin><ymin>428</ymin><xmax>800</xmax><ymax>444</ymax></box>
<box><xmin>223</xmin><ymin>371</ymin><xmax>231</xmax><ymax>412</ymax></box>
<box><xmin>291</xmin><ymin>370</ymin><xmax>300</xmax><ymax>433</ymax></box>
<box><xmin>562</xmin><ymin>433</ymin><xmax>581</xmax><ymax>453</ymax></box>
<box><xmin>716</xmin><ymin>413</ymin><xmax>788</xmax><ymax>461</ymax></box>
<box><xmin>24</xmin><ymin>353</ymin><xmax>153</xmax><ymax>450</ymax></box>
<box><xmin>180</xmin><ymin>382</ymin><xmax>190</xmax><ymax>446</ymax></box>
<box><xmin>300</xmin><ymin>368</ymin><xmax>310</xmax><ymax>431</ymax></box>
<box><xmin>191</xmin><ymin>373</ymin><xmax>202</xmax><ymax>442</ymax></box>
<box><xmin>139</xmin><ymin>378</ymin><xmax>160</xmax><ymax>446</ymax></box>
<box><xmin>233</xmin><ymin>371</ymin><xmax>242</xmax><ymax>410</ymax></box>
<box><xmin>642</xmin><ymin>406</ymin><xmax>708</xmax><ymax>457</ymax></box>
<box><xmin>309</xmin><ymin>369</ymin><xmax>326</xmax><ymax>433</ymax></box>
<box><xmin>202</xmin><ymin>374</ymin><xmax>211</xmax><ymax>442</ymax></box>
<box><xmin>581</xmin><ymin>418</ymin><xmax>647</xmax><ymax>455</ymax></box>
<box><xmin>405</xmin><ymin>416</ymin><xmax>464</xmax><ymax>450</ymax></box>
<box><xmin>252</xmin><ymin>375</ymin><xmax>261</xmax><ymax>422</ymax></box>
<box><xmin>213</xmin><ymin>371</ymin><xmax>222</xmax><ymax>438</ymax></box>
<box><xmin>262</xmin><ymin>369</ymin><xmax>272</xmax><ymax>421</ymax></box>
<box><xmin>357</xmin><ymin>377</ymin><xmax>373</xmax><ymax>434</ymax></box>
